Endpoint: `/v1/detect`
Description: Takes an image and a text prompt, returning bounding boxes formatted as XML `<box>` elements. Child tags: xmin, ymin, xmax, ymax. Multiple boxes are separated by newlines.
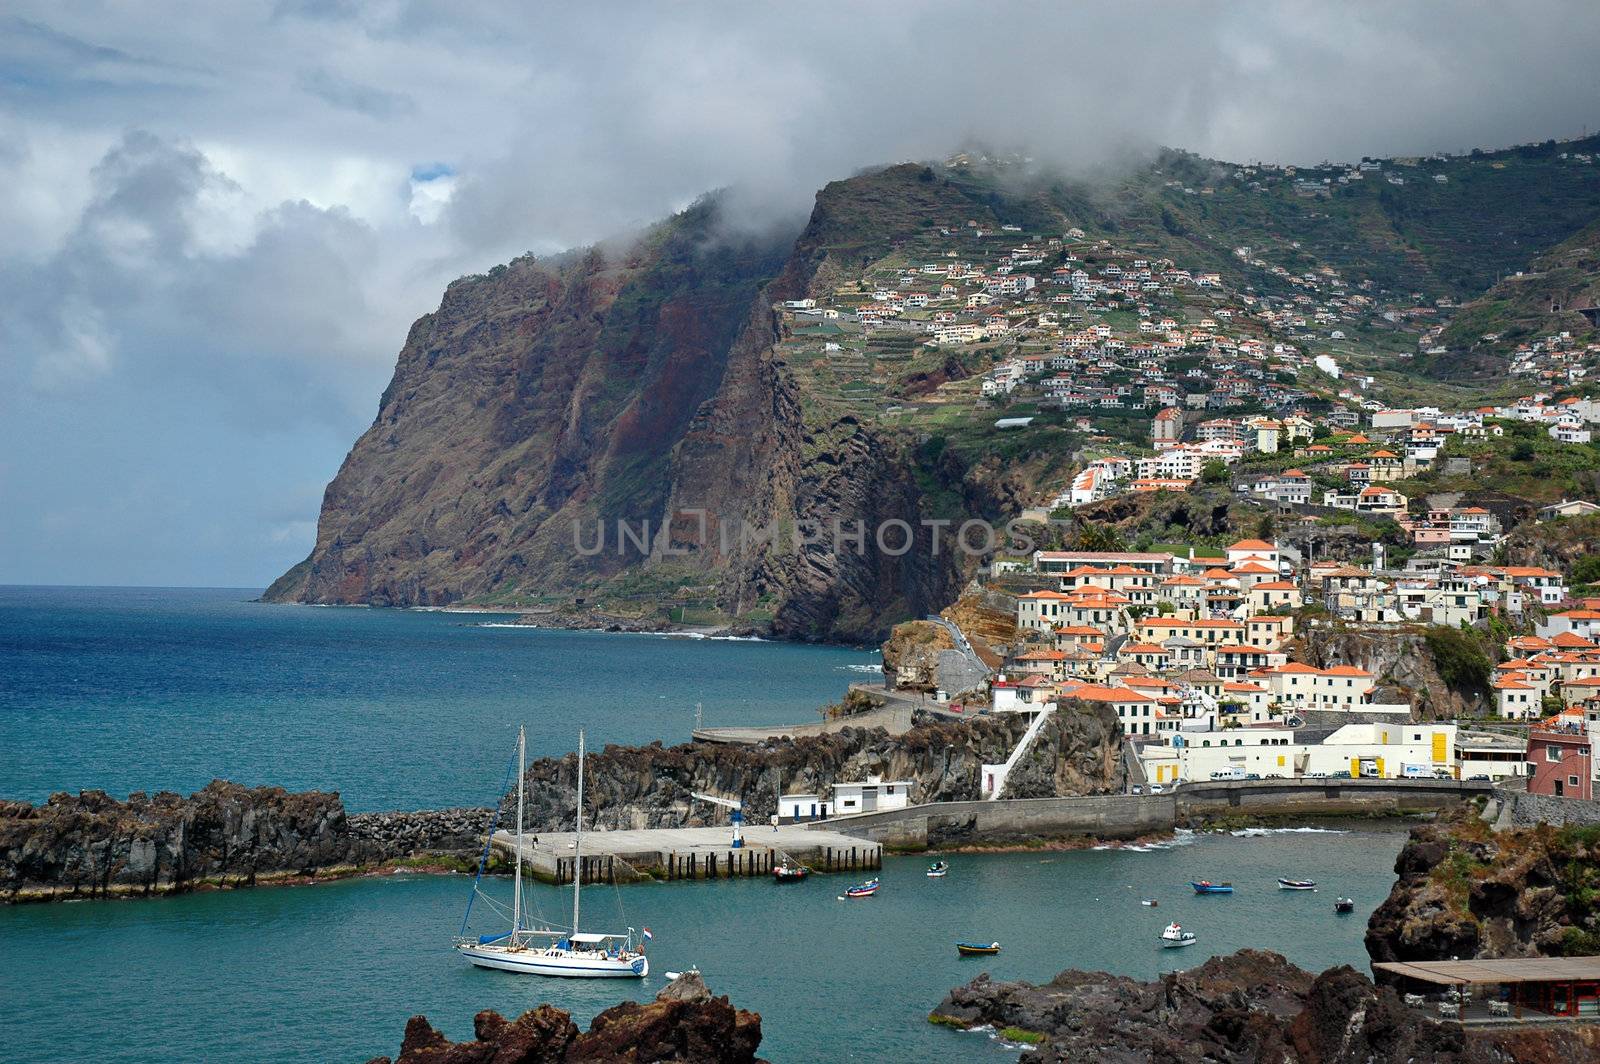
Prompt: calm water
<box><xmin>0</xmin><ymin>586</ymin><xmax>878</xmax><ymax>810</ymax></box>
<box><xmin>2</xmin><ymin>830</ymin><xmax>1403</xmax><ymax>1063</ymax></box>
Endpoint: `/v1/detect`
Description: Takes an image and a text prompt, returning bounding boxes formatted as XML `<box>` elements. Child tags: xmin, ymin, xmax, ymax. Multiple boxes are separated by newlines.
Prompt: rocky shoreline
<box><xmin>366</xmin><ymin>972</ymin><xmax>765</xmax><ymax>1064</ymax></box>
<box><xmin>931</xmin><ymin>809</ymin><xmax>1600</xmax><ymax>1061</ymax></box>
<box><xmin>1</xmin><ymin>781</ymin><xmax>490</xmax><ymax>903</ymax></box>
<box><xmin>932</xmin><ymin>949</ymin><xmax>1600</xmax><ymax>1062</ymax></box>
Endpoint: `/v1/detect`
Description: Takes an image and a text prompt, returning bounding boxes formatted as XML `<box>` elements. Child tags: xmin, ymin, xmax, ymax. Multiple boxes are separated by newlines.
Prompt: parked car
<box><xmin>1149</xmin><ymin>784</ymin><xmax>1165</xmax><ymax>794</ymax></box>
<box><xmin>1331</xmin><ymin>770</ymin><xmax>1352</xmax><ymax>779</ymax></box>
<box><xmin>1131</xmin><ymin>785</ymin><xmax>1144</xmax><ymax>795</ymax></box>
<box><xmin>1244</xmin><ymin>773</ymin><xmax>1262</xmax><ymax>781</ymax></box>
<box><xmin>1468</xmin><ymin>774</ymin><xmax>1491</xmax><ymax>781</ymax></box>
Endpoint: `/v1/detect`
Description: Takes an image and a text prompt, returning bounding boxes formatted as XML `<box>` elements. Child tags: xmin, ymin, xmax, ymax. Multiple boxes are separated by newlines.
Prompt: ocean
<box><xmin>0</xmin><ymin>587</ymin><xmax>1406</xmax><ymax>1062</ymax></box>
<box><xmin>0</xmin><ymin>586</ymin><xmax>877</xmax><ymax>810</ymax></box>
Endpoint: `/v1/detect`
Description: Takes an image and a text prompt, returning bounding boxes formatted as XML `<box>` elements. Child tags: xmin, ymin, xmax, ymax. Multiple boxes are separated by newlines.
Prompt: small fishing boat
<box><xmin>1160</xmin><ymin>922</ymin><xmax>1197</xmax><ymax>948</ymax></box>
<box><xmin>1140</xmin><ymin>899</ymin><xmax>1159</xmax><ymax>907</ymax></box>
<box><xmin>956</xmin><ymin>941</ymin><xmax>1001</xmax><ymax>956</ymax></box>
<box><xmin>1190</xmin><ymin>880</ymin><xmax>1234</xmax><ymax>894</ymax></box>
<box><xmin>773</xmin><ymin>861</ymin><xmax>809</xmax><ymax>882</ymax></box>
<box><xmin>1334</xmin><ymin>897</ymin><xmax>1355</xmax><ymax>914</ymax></box>
<box><xmin>840</xmin><ymin>878</ymin><xmax>879</xmax><ymax>900</ymax></box>
<box><xmin>1277</xmin><ymin>878</ymin><xmax>1317</xmax><ymax>891</ymax></box>
<box><xmin>927</xmin><ymin>861</ymin><xmax>949</xmax><ymax>878</ymax></box>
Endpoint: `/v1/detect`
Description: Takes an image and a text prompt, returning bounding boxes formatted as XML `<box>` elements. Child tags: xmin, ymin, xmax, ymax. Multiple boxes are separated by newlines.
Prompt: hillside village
<box><xmin>774</xmin><ymin>151</ymin><xmax>1600</xmax><ymax>522</ymax></box>
<box><xmin>882</xmin><ymin>527</ymin><xmax>1600</xmax><ymax>805</ymax></box>
<box><xmin>834</xmin><ymin>148</ymin><xmax>1600</xmax><ymax>808</ymax></box>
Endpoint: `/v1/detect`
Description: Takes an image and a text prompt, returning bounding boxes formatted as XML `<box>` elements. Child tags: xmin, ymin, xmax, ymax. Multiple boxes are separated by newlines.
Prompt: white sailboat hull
<box><xmin>457</xmin><ymin>943</ymin><xmax>648</xmax><ymax>978</ymax></box>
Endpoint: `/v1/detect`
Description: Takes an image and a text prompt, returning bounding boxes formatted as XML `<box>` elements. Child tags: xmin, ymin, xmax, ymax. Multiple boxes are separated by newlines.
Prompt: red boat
<box><xmin>773</xmin><ymin>862</ymin><xmax>809</xmax><ymax>882</ymax></box>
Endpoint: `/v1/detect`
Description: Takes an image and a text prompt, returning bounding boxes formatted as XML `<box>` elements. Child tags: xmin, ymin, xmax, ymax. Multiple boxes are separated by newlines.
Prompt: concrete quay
<box><xmin>493</xmin><ymin>825</ymin><xmax>882</xmax><ymax>884</ymax></box>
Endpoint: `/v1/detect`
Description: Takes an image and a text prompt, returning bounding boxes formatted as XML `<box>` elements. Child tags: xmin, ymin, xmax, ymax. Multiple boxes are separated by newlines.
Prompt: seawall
<box><xmin>814</xmin><ymin>778</ymin><xmax>1492</xmax><ymax>850</ymax></box>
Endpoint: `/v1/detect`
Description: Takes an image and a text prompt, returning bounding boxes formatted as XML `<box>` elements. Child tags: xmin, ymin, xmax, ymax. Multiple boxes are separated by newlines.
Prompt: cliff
<box><xmin>0</xmin><ymin>781</ymin><xmax>488</xmax><ymax>901</ymax></box>
<box><xmin>368</xmin><ymin>972</ymin><xmax>764</xmax><ymax>1064</ymax></box>
<box><xmin>931</xmin><ymin>949</ymin><xmax>1600</xmax><ymax>1063</ymax></box>
<box><xmin>266</xmin><ymin>172</ymin><xmax>1000</xmax><ymax>641</ymax></box>
<box><xmin>1366</xmin><ymin>811</ymin><xmax>1600</xmax><ymax>964</ymax></box>
<box><xmin>508</xmin><ymin>707</ymin><xmax>1124</xmax><ymax>832</ymax></box>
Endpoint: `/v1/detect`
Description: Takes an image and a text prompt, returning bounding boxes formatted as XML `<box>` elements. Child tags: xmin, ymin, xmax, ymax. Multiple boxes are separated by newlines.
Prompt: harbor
<box><xmin>494</xmin><ymin>825</ymin><xmax>883</xmax><ymax>883</ymax></box>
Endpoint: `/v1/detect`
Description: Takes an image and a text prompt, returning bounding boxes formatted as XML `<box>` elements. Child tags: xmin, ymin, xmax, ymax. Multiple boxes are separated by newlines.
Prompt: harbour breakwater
<box><xmin>505</xmin><ymin>705</ymin><xmax>1126</xmax><ymax>833</ymax></box>
<box><xmin>0</xmin><ymin>781</ymin><xmax>489</xmax><ymax>902</ymax></box>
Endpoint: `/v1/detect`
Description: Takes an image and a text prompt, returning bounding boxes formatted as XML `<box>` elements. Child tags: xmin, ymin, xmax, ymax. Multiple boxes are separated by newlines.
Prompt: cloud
<box><xmin>296</xmin><ymin>67</ymin><xmax>415</xmax><ymax>120</ymax></box>
<box><xmin>2</xmin><ymin>0</ymin><xmax>1599</xmax><ymax>585</ymax></box>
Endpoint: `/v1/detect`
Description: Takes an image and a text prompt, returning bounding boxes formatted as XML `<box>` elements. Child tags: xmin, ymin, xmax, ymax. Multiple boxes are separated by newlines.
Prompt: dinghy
<box><xmin>1277</xmin><ymin>878</ymin><xmax>1317</xmax><ymax>891</ymax></box>
<box><xmin>1334</xmin><ymin>897</ymin><xmax>1355</xmax><ymax>914</ymax></box>
<box><xmin>840</xmin><ymin>878</ymin><xmax>879</xmax><ymax>899</ymax></box>
<box><xmin>1190</xmin><ymin>880</ymin><xmax>1234</xmax><ymax>894</ymax></box>
<box><xmin>927</xmin><ymin>860</ymin><xmax>949</xmax><ymax>878</ymax></box>
<box><xmin>956</xmin><ymin>941</ymin><xmax>1001</xmax><ymax>956</ymax></box>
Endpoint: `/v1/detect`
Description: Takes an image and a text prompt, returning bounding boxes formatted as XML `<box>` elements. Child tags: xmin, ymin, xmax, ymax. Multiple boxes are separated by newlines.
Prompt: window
<box><xmin>1548</xmin><ymin>745</ymin><xmax>1565</xmax><ymax>763</ymax></box>
<box><xmin>1570</xmin><ymin>776</ymin><xmax>1581</xmax><ymax>787</ymax></box>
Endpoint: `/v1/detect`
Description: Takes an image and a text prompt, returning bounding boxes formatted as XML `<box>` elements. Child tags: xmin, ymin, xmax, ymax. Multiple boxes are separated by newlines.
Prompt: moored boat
<box><xmin>927</xmin><ymin>860</ymin><xmax>949</xmax><ymax>878</ymax></box>
<box><xmin>454</xmin><ymin>728</ymin><xmax>649</xmax><ymax>979</ymax></box>
<box><xmin>956</xmin><ymin>941</ymin><xmax>1001</xmax><ymax>956</ymax></box>
<box><xmin>1277</xmin><ymin>878</ymin><xmax>1317</xmax><ymax>890</ymax></box>
<box><xmin>1190</xmin><ymin>880</ymin><xmax>1234</xmax><ymax>894</ymax></box>
<box><xmin>773</xmin><ymin>861</ymin><xmax>809</xmax><ymax>882</ymax></box>
<box><xmin>1334</xmin><ymin>897</ymin><xmax>1355</xmax><ymax>914</ymax></box>
<box><xmin>840</xmin><ymin>878</ymin><xmax>879</xmax><ymax>899</ymax></box>
<box><xmin>1160</xmin><ymin>922</ymin><xmax>1197</xmax><ymax>948</ymax></box>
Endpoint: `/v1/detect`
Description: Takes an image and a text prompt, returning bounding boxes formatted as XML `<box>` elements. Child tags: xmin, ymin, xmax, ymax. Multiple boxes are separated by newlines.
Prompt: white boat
<box><xmin>455</xmin><ymin>728</ymin><xmax>649</xmax><ymax>978</ymax></box>
<box><xmin>1160</xmin><ymin>922</ymin><xmax>1197</xmax><ymax>948</ymax></box>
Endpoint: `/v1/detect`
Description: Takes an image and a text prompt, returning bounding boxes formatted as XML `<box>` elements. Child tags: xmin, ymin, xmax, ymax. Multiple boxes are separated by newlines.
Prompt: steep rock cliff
<box><xmin>267</xmin><ymin>170</ymin><xmax>1012</xmax><ymax>640</ymax></box>
<box><xmin>1366</xmin><ymin>812</ymin><xmax>1600</xmax><ymax>964</ymax></box>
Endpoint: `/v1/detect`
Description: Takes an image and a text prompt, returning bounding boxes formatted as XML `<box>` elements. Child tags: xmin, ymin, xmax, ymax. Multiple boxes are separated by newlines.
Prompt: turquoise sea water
<box><xmin>0</xmin><ymin>587</ymin><xmax>1406</xmax><ymax>1061</ymax></box>
<box><xmin>3</xmin><ymin>831</ymin><xmax>1405</xmax><ymax>1063</ymax></box>
<box><xmin>0</xmin><ymin>586</ymin><xmax>878</xmax><ymax>810</ymax></box>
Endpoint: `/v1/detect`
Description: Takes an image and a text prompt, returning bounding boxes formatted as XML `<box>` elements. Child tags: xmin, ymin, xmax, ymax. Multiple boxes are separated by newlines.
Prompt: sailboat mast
<box><xmin>513</xmin><ymin>724</ymin><xmax>525</xmax><ymax>935</ymax></box>
<box><xmin>573</xmin><ymin>729</ymin><xmax>584</xmax><ymax>935</ymax></box>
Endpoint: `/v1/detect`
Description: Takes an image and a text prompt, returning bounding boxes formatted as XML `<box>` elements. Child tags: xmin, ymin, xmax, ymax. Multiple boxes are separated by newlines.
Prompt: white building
<box><xmin>830</xmin><ymin>778</ymin><xmax>915</xmax><ymax>816</ymax></box>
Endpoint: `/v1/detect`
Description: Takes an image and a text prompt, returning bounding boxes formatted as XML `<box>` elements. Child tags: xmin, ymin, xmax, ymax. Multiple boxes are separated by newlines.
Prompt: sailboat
<box><xmin>455</xmin><ymin>728</ymin><xmax>649</xmax><ymax>978</ymax></box>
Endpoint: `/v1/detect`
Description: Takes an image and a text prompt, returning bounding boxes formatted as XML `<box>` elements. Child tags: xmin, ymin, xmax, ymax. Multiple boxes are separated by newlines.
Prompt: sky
<box><xmin>2</xmin><ymin>2</ymin><xmax>1598</xmax><ymax>588</ymax></box>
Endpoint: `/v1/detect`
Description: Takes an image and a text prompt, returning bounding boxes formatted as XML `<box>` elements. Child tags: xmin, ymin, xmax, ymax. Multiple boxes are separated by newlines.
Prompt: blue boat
<box><xmin>1190</xmin><ymin>880</ymin><xmax>1234</xmax><ymax>894</ymax></box>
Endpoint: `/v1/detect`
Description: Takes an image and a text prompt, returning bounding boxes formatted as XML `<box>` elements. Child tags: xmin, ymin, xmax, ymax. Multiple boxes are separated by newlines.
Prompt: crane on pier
<box><xmin>690</xmin><ymin>791</ymin><xmax>744</xmax><ymax>849</ymax></box>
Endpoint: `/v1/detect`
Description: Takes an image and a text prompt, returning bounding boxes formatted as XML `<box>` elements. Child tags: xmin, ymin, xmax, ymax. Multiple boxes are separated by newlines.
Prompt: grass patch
<box><xmin>1000</xmin><ymin>1027</ymin><xmax>1046</xmax><ymax>1045</ymax></box>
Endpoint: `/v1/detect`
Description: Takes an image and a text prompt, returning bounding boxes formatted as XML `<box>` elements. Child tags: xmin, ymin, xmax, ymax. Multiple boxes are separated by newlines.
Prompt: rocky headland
<box><xmin>934</xmin><ymin>810</ymin><xmax>1600</xmax><ymax>1061</ymax></box>
<box><xmin>504</xmin><ymin>705</ymin><xmax>1125</xmax><ymax>832</ymax></box>
<box><xmin>0</xmin><ymin>780</ymin><xmax>489</xmax><ymax>902</ymax></box>
<box><xmin>931</xmin><ymin>948</ymin><xmax>1600</xmax><ymax>1063</ymax></box>
<box><xmin>1366</xmin><ymin>810</ymin><xmax>1600</xmax><ymax>964</ymax></box>
<box><xmin>367</xmin><ymin>972</ymin><xmax>764</xmax><ymax>1064</ymax></box>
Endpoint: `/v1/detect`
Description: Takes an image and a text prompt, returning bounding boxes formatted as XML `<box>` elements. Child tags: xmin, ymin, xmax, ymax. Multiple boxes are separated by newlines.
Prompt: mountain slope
<box><xmin>270</xmin><ymin>138</ymin><xmax>1600</xmax><ymax>638</ymax></box>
